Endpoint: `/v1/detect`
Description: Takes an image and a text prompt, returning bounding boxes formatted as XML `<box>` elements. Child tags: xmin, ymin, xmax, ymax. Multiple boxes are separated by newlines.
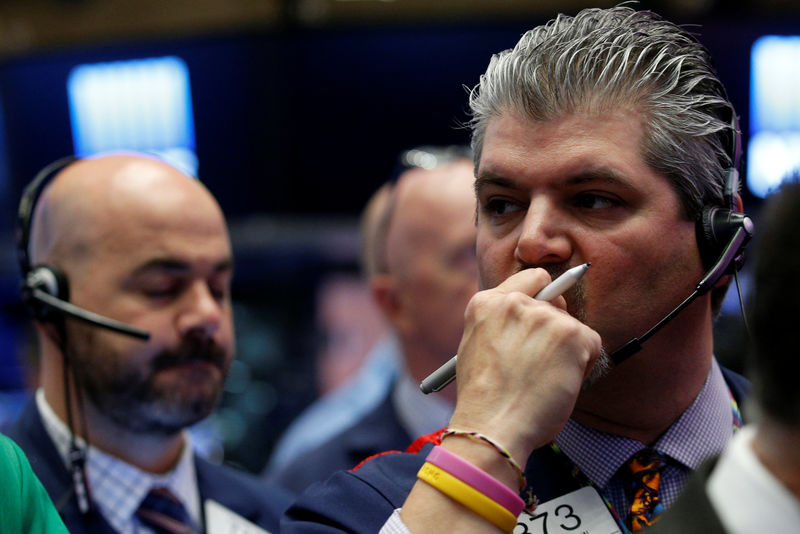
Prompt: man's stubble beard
<box><xmin>64</xmin><ymin>325</ymin><xmax>230</xmax><ymax>436</ymax></box>
<box><xmin>537</xmin><ymin>264</ymin><xmax>612</xmax><ymax>388</ymax></box>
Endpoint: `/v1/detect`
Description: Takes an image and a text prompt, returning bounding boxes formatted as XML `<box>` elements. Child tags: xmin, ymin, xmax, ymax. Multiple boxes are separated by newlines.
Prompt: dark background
<box><xmin>0</xmin><ymin>0</ymin><xmax>797</xmax><ymax>472</ymax></box>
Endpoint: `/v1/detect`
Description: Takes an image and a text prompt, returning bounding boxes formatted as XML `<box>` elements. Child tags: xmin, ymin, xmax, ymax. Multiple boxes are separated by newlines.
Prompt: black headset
<box><xmin>16</xmin><ymin>155</ymin><xmax>150</xmax><ymax>339</ymax></box>
<box><xmin>610</xmin><ymin>107</ymin><xmax>754</xmax><ymax>365</ymax></box>
<box><xmin>694</xmin><ymin>107</ymin><xmax>751</xmax><ymax>278</ymax></box>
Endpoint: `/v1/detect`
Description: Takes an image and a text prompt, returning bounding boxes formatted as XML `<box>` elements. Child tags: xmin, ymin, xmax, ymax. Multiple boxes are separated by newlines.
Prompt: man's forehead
<box><xmin>476</xmin><ymin>109</ymin><xmax>651</xmax><ymax>186</ymax></box>
<box><xmin>129</xmin><ymin>256</ymin><xmax>234</xmax><ymax>276</ymax></box>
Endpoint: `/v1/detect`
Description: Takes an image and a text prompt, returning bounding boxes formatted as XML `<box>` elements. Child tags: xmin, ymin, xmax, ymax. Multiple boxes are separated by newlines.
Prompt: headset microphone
<box><xmin>22</xmin><ymin>268</ymin><xmax>150</xmax><ymax>339</ymax></box>
<box><xmin>609</xmin><ymin>110</ymin><xmax>753</xmax><ymax>365</ymax></box>
<box><xmin>609</xmin><ymin>213</ymin><xmax>753</xmax><ymax>365</ymax></box>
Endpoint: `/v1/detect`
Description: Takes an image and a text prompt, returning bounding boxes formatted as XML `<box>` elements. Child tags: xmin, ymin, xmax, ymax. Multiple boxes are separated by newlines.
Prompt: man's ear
<box><xmin>33</xmin><ymin>320</ymin><xmax>67</xmax><ymax>350</ymax></box>
<box><xmin>371</xmin><ymin>273</ymin><xmax>417</xmax><ymax>338</ymax></box>
<box><xmin>34</xmin><ymin>320</ymin><xmax>64</xmax><ymax>350</ymax></box>
<box><xmin>370</xmin><ymin>273</ymin><xmax>400</xmax><ymax>322</ymax></box>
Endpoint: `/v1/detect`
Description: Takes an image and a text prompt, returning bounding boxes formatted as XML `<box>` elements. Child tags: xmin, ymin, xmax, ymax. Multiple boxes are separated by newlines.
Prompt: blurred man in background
<box><xmin>267</xmin><ymin>146</ymin><xmax>478</xmax><ymax>495</ymax></box>
<box><xmin>263</xmin><ymin>177</ymin><xmax>401</xmax><ymax>475</ymax></box>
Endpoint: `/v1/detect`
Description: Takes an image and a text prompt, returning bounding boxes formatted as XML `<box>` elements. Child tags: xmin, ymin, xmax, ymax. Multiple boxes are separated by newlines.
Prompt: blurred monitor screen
<box><xmin>748</xmin><ymin>35</ymin><xmax>800</xmax><ymax>198</ymax></box>
<box><xmin>67</xmin><ymin>55</ymin><xmax>198</xmax><ymax>176</ymax></box>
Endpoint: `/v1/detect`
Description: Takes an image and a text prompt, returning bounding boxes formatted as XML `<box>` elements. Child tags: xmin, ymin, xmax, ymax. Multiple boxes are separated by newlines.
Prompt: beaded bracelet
<box><xmin>441</xmin><ymin>428</ymin><xmax>537</xmax><ymax>512</ymax></box>
<box><xmin>426</xmin><ymin>445</ymin><xmax>524</xmax><ymax>517</ymax></box>
<box><xmin>417</xmin><ymin>461</ymin><xmax>518</xmax><ymax>533</ymax></box>
<box><xmin>441</xmin><ymin>429</ymin><xmax>526</xmax><ymax>491</ymax></box>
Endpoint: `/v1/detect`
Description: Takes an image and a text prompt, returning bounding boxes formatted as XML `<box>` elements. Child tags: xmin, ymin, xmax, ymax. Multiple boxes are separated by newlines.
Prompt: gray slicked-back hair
<box><xmin>468</xmin><ymin>6</ymin><xmax>738</xmax><ymax>221</ymax></box>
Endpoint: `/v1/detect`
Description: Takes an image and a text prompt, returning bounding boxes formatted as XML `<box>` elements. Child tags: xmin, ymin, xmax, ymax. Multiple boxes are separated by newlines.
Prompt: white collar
<box><xmin>707</xmin><ymin>424</ymin><xmax>800</xmax><ymax>533</ymax></box>
<box><xmin>392</xmin><ymin>363</ymin><xmax>454</xmax><ymax>440</ymax></box>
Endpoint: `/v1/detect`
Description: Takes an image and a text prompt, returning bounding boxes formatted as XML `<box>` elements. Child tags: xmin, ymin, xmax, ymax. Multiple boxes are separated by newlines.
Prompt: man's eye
<box><xmin>143</xmin><ymin>286</ymin><xmax>179</xmax><ymax>298</ymax></box>
<box><xmin>573</xmin><ymin>193</ymin><xmax>618</xmax><ymax>209</ymax></box>
<box><xmin>484</xmin><ymin>198</ymin><xmax>521</xmax><ymax>216</ymax></box>
<box><xmin>209</xmin><ymin>284</ymin><xmax>229</xmax><ymax>302</ymax></box>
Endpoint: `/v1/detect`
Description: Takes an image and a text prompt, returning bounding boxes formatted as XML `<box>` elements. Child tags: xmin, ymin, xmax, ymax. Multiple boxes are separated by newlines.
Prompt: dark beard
<box><xmin>66</xmin><ymin>330</ymin><xmax>230</xmax><ymax>436</ymax></box>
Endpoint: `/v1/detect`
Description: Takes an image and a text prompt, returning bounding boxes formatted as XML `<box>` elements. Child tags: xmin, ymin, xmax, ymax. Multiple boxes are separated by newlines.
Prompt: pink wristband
<box><xmin>426</xmin><ymin>445</ymin><xmax>525</xmax><ymax>517</ymax></box>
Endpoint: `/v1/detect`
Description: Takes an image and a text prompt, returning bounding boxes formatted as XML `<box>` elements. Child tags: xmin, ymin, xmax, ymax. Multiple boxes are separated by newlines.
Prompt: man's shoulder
<box><xmin>267</xmin><ymin>337</ymin><xmax>401</xmax><ymax>473</ymax></box>
<box><xmin>720</xmin><ymin>365</ymin><xmax>750</xmax><ymax>406</ymax></box>
<box><xmin>270</xmin><ymin>390</ymin><xmax>411</xmax><ymax>495</ymax></box>
<box><xmin>6</xmin><ymin>398</ymin><xmax>42</xmax><ymax>446</ymax></box>
<box><xmin>282</xmin><ymin>447</ymin><xmax>428</xmax><ymax>534</ymax></box>
<box><xmin>195</xmin><ymin>455</ymin><xmax>293</xmax><ymax>530</ymax></box>
<box><xmin>6</xmin><ymin>399</ymin><xmax>68</xmax><ymax>487</ymax></box>
<box><xmin>281</xmin><ymin>433</ymin><xmax>588</xmax><ymax>533</ymax></box>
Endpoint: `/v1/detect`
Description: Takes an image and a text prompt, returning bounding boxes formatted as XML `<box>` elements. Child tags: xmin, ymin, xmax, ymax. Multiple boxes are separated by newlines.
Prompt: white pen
<box><xmin>419</xmin><ymin>262</ymin><xmax>591</xmax><ymax>394</ymax></box>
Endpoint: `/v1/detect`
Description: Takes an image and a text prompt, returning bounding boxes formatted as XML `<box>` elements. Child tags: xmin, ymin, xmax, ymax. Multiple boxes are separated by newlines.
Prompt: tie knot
<box><xmin>136</xmin><ymin>487</ymin><xmax>196</xmax><ymax>534</ymax></box>
<box><xmin>627</xmin><ymin>448</ymin><xmax>666</xmax><ymax>476</ymax></box>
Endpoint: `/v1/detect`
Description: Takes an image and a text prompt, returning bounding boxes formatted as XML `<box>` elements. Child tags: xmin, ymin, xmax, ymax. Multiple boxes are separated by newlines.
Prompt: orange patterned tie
<box><xmin>627</xmin><ymin>449</ymin><xmax>667</xmax><ymax>531</ymax></box>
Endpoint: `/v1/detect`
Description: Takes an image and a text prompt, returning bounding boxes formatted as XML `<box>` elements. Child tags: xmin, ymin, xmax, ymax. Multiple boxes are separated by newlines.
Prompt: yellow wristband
<box><xmin>417</xmin><ymin>462</ymin><xmax>518</xmax><ymax>533</ymax></box>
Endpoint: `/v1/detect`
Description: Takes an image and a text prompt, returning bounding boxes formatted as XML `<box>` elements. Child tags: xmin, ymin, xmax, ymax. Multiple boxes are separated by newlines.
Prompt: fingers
<box><xmin>492</xmin><ymin>267</ymin><xmax>553</xmax><ymax>296</ymax></box>
<box><xmin>470</xmin><ymin>267</ymin><xmax>568</xmax><ymax>314</ymax></box>
<box><xmin>451</xmin><ymin>267</ymin><xmax>602</xmax><ymax>461</ymax></box>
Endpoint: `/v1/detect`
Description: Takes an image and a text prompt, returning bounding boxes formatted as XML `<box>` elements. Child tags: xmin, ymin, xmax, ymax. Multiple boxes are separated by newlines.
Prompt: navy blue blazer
<box><xmin>8</xmin><ymin>401</ymin><xmax>292</xmax><ymax>534</ymax></box>
<box><xmin>281</xmin><ymin>367</ymin><xmax>749</xmax><ymax>533</ymax></box>
<box><xmin>270</xmin><ymin>388</ymin><xmax>413</xmax><ymax>496</ymax></box>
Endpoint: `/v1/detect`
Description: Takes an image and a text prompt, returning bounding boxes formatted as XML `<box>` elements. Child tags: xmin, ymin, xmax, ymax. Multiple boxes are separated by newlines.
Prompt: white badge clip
<box><xmin>514</xmin><ymin>487</ymin><xmax>622</xmax><ymax>534</ymax></box>
<box><xmin>205</xmin><ymin>499</ymin><xmax>272</xmax><ymax>534</ymax></box>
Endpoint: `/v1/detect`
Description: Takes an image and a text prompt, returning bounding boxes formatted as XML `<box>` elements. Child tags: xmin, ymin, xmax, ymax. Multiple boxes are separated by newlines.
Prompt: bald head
<box><xmin>30</xmin><ymin>154</ymin><xmax>227</xmax><ymax>276</ymax></box>
<box><xmin>360</xmin><ymin>182</ymin><xmax>395</xmax><ymax>280</ymax></box>
<box><xmin>371</xmin><ymin>158</ymin><xmax>478</xmax><ymax>379</ymax></box>
<box><xmin>385</xmin><ymin>160</ymin><xmax>476</xmax><ymax>279</ymax></box>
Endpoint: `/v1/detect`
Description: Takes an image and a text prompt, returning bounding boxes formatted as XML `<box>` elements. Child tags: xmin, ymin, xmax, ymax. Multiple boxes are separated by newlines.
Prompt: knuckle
<box><xmin>523</xmin><ymin>267</ymin><xmax>552</xmax><ymax>285</ymax></box>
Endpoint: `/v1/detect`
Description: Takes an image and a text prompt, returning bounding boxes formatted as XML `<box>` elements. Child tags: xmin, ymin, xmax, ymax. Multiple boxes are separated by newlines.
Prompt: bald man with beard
<box><xmin>9</xmin><ymin>154</ymin><xmax>290</xmax><ymax>534</ymax></box>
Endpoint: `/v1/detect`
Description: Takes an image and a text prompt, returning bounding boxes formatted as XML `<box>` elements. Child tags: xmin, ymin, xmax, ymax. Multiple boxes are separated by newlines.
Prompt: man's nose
<box><xmin>177</xmin><ymin>281</ymin><xmax>223</xmax><ymax>338</ymax></box>
<box><xmin>515</xmin><ymin>198</ymin><xmax>572</xmax><ymax>266</ymax></box>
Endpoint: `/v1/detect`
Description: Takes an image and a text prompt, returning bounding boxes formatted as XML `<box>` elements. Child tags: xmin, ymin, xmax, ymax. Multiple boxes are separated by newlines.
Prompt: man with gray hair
<box><xmin>282</xmin><ymin>6</ymin><xmax>749</xmax><ymax>533</ymax></box>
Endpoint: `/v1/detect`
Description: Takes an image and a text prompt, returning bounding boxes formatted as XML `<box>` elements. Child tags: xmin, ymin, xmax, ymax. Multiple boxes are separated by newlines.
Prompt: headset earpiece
<box><xmin>16</xmin><ymin>157</ymin><xmax>78</xmax><ymax>325</ymax></box>
<box><xmin>694</xmin><ymin>107</ymin><xmax>751</xmax><ymax>277</ymax></box>
<box><xmin>695</xmin><ymin>206</ymin><xmax>750</xmax><ymax>274</ymax></box>
<box><xmin>21</xmin><ymin>264</ymin><xmax>70</xmax><ymax>322</ymax></box>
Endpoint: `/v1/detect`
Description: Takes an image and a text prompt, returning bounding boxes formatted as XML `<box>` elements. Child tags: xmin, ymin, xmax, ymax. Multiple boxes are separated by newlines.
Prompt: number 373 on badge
<box><xmin>513</xmin><ymin>487</ymin><xmax>623</xmax><ymax>534</ymax></box>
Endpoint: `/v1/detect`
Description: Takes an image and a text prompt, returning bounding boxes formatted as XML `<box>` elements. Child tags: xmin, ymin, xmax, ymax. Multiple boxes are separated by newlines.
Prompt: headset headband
<box><xmin>16</xmin><ymin>156</ymin><xmax>78</xmax><ymax>276</ymax></box>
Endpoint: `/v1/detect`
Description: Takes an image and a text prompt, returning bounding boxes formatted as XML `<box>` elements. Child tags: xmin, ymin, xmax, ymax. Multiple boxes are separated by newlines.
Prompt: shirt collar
<box><xmin>707</xmin><ymin>425</ymin><xmax>800</xmax><ymax>534</ymax></box>
<box><xmin>392</xmin><ymin>362</ymin><xmax>454</xmax><ymax>440</ymax></box>
<box><xmin>36</xmin><ymin>388</ymin><xmax>201</xmax><ymax>534</ymax></box>
<box><xmin>554</xmin><ymin>357</ymin><xmax>734</xmax><ymax>488</ymax></box>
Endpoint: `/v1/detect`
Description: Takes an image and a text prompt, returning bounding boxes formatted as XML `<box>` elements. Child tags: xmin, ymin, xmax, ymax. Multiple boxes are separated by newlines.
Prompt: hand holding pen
<box><xmin>420</xmin><ymin>263</ymin><xmax>591</xmax><ymax>394</ymax></box>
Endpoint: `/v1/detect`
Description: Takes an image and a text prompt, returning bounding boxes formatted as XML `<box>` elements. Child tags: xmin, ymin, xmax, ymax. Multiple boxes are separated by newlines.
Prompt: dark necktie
<box><xmin>136</xmin><ymin>487</ymin><xmax>197</xmax><ymax>534</ymax></box>
<box><xmin>626</xmin><ymin>448</ymin><xmax>667</xmax><ymax>531</ymax></box>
